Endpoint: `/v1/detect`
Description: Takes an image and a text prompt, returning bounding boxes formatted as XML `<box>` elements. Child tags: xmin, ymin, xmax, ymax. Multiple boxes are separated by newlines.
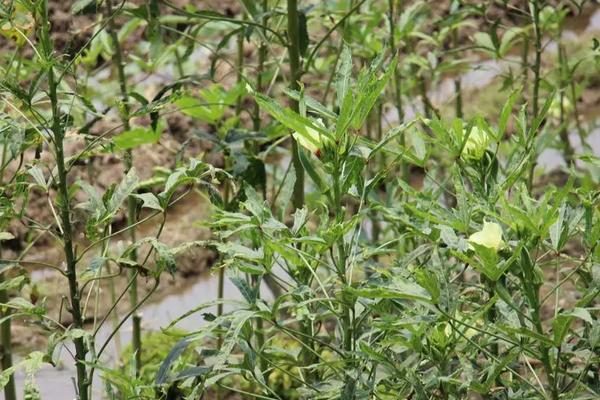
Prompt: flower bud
<box><xmin>461</xmin><ymin>127</ymin><xmax>490</xmax><ymax>161</ymax></box>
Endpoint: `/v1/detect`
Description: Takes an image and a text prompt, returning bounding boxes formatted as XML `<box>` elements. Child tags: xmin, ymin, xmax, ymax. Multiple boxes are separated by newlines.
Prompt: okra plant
<box><xmin>0</xmin><ymin>0</ymin><xmax>599</xmax><ymax>399</ymax></box>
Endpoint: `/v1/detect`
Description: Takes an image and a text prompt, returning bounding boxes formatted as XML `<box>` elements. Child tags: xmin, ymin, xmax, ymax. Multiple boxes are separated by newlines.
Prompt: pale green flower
<box><xmin>468</xmin><ymin>221</ymin><xmax>504</xmax><ymax>252</ymax></box>
<box><xmin>461</xmin><ymin>127</ymin><xmax>490</xmax><ymax>161</ymax></box>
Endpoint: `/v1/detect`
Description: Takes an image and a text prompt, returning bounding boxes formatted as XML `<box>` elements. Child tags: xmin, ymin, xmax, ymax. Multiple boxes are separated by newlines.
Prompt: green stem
<box><xmin>557</xmin><ymin>39</ymin><xmax>573</xmax><ymax>164</ymax></box>
<box><xmin>569</xmin><ymin>74</ymin><xmax>584</xmax><ymax>138</ymax></box>
<box><xmin>484</xmin><ymin>279</ymin><xmax>499</xmax><ymax>357</ymax></box>
<box><xmin>253</xmin><ymin>0</ymin><xmax>269</xmax><ymax>132</ymax></box>
<box><xmin>521</xmin><ymin>34</ymin><xmax>529</xmax><ymax>97</ymax></box>
<box><xmin>387</xmin><ymin>0</ymin><xmax>403</xmax><ymax>121</ymax></box>
<box><xmin>419</xmin><ymin>75</ymin><xmax>433</xmax><ymax>118</ymax></box>
<box><xmin>520</xmin><ymin>250</ymin><xmax>558</xmax><ymax>400</ymax></box>
<box><xmin>332</xmin><ymin>157</ymin><xmax>355</xmax><ymax>395</ymax></box>
<box><xmin>40</xmin><ymin>2</ymin><xmax>89</xmax><ymax>395</ymax></box>
<box><xmin>215</xmin><ymin>163</ymin><xmax>232</xmax><ymax>400</ymax></box>
<box><xmin>49</xmin><ymin>63</ymin><xmax>89</xmax><ymax>400</ymax></box>
<box><xmin>531</xmin><ymin>0</ymin><xmax>542</xmax><ymax>120</ymax></box>
<box><xmin>531</xmin><ymin>305</ymin><xmax>558</xmax><ymax>400</ymax></box>
<box><xmin>217</xmin><ymin>165</ymin><xmax>231</xmax><ymax>346</ymax></box>
<box><xmin>453</xmin><ymin>29</ymin><xmax>463</xmax><ymax>119</ymax></box>
<box><xmin>105</xmin><ymin>0</ymin><xmax>141</xmax><ymax>375</ymax></box>
<box><xmin>321</xmin><ymin>0</ymin><xmax>355</xmax><ymax>106</ymax></box>
<box><xmin>369</xmin><ymin>104</ymin><xmax>383</xmax><ymax>268</ymax></box>
<box><xmin>527</xmin><ymin>0</ymin><xmax>542</xmax><ymax>190</ymax></box>
<box><xmin>287</xmin><ymin>0</ymin><xmax>321</xmax><ymax>364</ymax></box>
<box><xmin>0</xmin><ymin>139</ymin><xmax>16</xmax><ymax>400</ymax></box>
<box><xmin>216</xmin><ymin>267</ymin><xmax>225</xmax><ymax>322</ymax></box>
<box><xmin>235</xmin><ymin>17</ymin><xmax>245</xmax><ymax>118</ymax></box>
<box><xmin>388</xmin><ymin>0</ymin><xmax>408</xmax><ymax>181</ymax></box>
<box><xmin>0</xmin><ymin>271</ymin><xmax>16</xmax><ymax>400</ymax></box>
<box><xmin>287</xmin><ymin>0</ymin><xmax>305</xmax><ymax>209</ymax></box>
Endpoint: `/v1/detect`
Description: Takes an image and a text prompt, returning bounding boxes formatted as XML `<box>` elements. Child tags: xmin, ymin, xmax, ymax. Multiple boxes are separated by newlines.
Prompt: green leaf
<box><xmin>0</xmin><ymin>232</ymin><xmax>15</xmax><ymax>241</ymax></box>
<box><xmin>243</xmin><ymin>185</ymin><xmax>265</xmax><ymax>220</ymax></box>
<box><xmin>473</xmin><ymin>32</ymin><xmax>495</xmax><ymax>53</ymax></box>
<box><xmin>71</xmin><ymin>0</ymin><xmax>94</xmax><ymax>13</ymax></box>
<box><xmin>469</xmin><ymin>242</ymin><xmax>501</xmax><ymax>281</ymax></box>
<box><xmin>156</xmin><ymin>339</ymin><xmax>191</xmax><ymax>384</ymax></box>
<box><xmin>113</xmin><ymin>126</ymin><xmax>161</xmax><ymax>150</ymax></box>
<box><xmin>284</xmin><ymin>89</ymin><xmax>336</xmax><ymax>119</ymax></box>
<box><xmin>530</xmin><ymin>91</ymin><xmax>555</xmax><ymax>135</ymax></box>
<box><xmin>349</xmin><ymin>55</ymin><xmax>397</xmax><ymax>131</ymax></box>
<box><xmin>28</xmin><ymin>165</ymin><xmax>47</xmax><ymax>189</ymax></box>
<box><xmin>217</xmin><ymin>243</ymin><xmax>263</xmax><ymax>261</ymax></box>
<box><xmin>348</xmin><ymin>281</ymin><xmax>431</xmax><ymax>303</ymax></box>
<box><xmin>502</xmin><ymin>326</ymin><xmax>555</xmax><ymax>346</ymax></box>
<box><xmin>498</xmin><ymin>88</ymin><xmax>520</xmax><ymax>139</ymax></box>
<box><xmin>335</xmin><ymin>44</ymin><xmax>352</xmax><ymax>110</ymax></box>
<box><xmin>67</xmin><ymin>328</ymin><xmax>88</xmax><ymax>340</ymax></box>
<box><xmin>499</xmin><ymin>27</ymin><xmax>522</xmax><ymax>57</ymax></box>
<box><xmin>254</xmin><ymin>92</ymin><xmax>332</xmax><ymax>143</ymax></box>
<box><xmin>89</xmin><ymin>257</ymin><xmax>107</xmax><ymax>271</ymax></box>
<box><xmin>153</xmin><ymin>240</ymin><xmax>177</xmax><ymax>275</ymax></box>
<box><xmin>275</xmin><ymin>164</ymin><xmax>296</xmax><ymax>218</ymax></box>
<box><xmin>298</xmin><ymin>146</ymin><xmax>328</xmax><ymax>192</ymax></box>
<box><xmin>291</xmin><ymin>207</ymin><xmax>308</xmax><ymax>234</ymax></box>
<box><xmin>402</xmin><ymin>129</ymin><xmax>429</xmax><ymax>166</ymax></box>
<box><xmin>414</xmin><ymin>269</ymin><xmax>440</xmax><ymax>304</ymax></box>
<box><xmin>78</xmin><ymin>180</ymin><xmax>106</xmax><ymax>218</ymax></box>
<box><xmin>239</xmin><ymin>0</ymin><xmax>258</xmax><ymax>17</ymax></box>
<box><xmin>174</xmin><ymin>366</ymin><xmax>211</xmax><ymax>381</ymax></box>
<box><xmin>0</xmin><ymin>366</ymin><xmax>16</xmax><ymax>389</ymax></box>
<box><xmin>177</xmin><ymin>96</ymin><xmax>219</xmax><ymax>122</ymax></box>
<box><xmin>132</xmin><ymin>192</ymin><xmax>163</xmax><ymax>211</ymax></box>
<box><xmin>565</xmin><ymin>307</ymin><xmax>593</xmax><ymax>324</ymax></box>
<box><xmin>552</xmin><ymin>314</ymin><xmax>574</xmax><ymax>345</ymax></box>
<box><xmin>107</xmin><ymin>168</ymin><xmax>139</xmax><ymax>215</ymax></box>
<box><xmin>229</xmin><ymin>275</ymin><xmax>257</xmax><ymax>304</ymax></box>
<box><xmin>0</xmin><ymin>276</ymin><xmax>25</xmax><ymax>291</ymax></box>
<box><xmin>549</xmin><ymin>204</ymin><xmax>566</xmax><ymax>251</ymax></box>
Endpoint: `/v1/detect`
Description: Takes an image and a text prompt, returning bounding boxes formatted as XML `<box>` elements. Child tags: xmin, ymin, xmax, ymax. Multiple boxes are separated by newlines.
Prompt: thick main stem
<box><xmin>287</xmin><ymin>0</ymin><xmax>305</xmax><ymax>209</ymax></box>
<box><xmin>521</xmin><ymin>252</ymin><xmax>558</xmax><ymax>400</ymax></box>
<box><xmin>0</xmin><ymin>143</ymin><xmax>16</xmax><ymax>400</ymax></box>
<box><xmin>531</xmin><ymin>297</ymin><xmax>558</xmax><ymax>400</ymax></box>
<box><xmin>0</xmin><ymin>271</ymin><xmax>16</xmax><ymax>400</ymax></box>
<box><xmin>105</xmin><ymin>0</ymin><xmax>141</xmax><ymax>374</ymax></box>
<box><xmin>217</xmin><ymin>157</ymin><xmax>232</xmax><ymax>327</ymax></box>
<box><xmin>49</xmin><ymin>66</ymin><xmax>89</xmax><ymax>400</ymax></box>
<box><xmin>333</xmin><ymin>162</ymin><xmax>355</xmax><ymax>397</ymax></box>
